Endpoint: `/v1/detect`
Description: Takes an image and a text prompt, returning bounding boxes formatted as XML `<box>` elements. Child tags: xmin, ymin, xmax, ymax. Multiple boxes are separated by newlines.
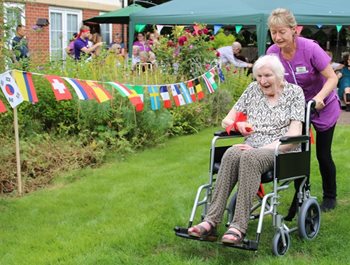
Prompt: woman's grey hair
<box><xmin>268</xmin><ymin>8</ymin><xmax>297</xmax><ymax>29</ymax></box>
<box><xmin>253</xmin><ymin>54</ymin><xmax>285</xmax><ymax>82</ymax></box>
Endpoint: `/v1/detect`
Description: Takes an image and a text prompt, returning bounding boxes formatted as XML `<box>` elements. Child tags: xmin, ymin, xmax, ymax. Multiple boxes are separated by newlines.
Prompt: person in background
<box><xmin>217</xmin><ymin>41</ymin><xmax>253</xmax><ymax>68</ymax></box>
<box><xmin>74</xmin><ymin>25</ymin><xmax>103</xmax><ymax>61</ymax></box>
<box><xmin>12</xmin><ymin>25</ymin><xmax>30</xmax><ymax>69</ymax></box>
<box><xmin>90</xmin><ymin>32</ymin><xmax>103</xmax><ymax>57</ymax></box>
<box><xmin>131</xmin><ymin>45</ymin><xmax>141</xmax><ymax>71</ymax></box>
<box><xmin>65</xmin><ymin>32</ymin><xmax>77</xmax><ymax>58</ymax></box>
<box><xmin>336</xmin><ymin>53</ymin><xmax>350</xmax><ymax>111</ymax></box>
<box><xmin>109</xmin><ymin>33</ymin><xmax>126</xmax><ymax>57</ymax></box>
<box><xmin>133</xmin><ymin>32</ymin><xmax>151</xmax><ymax>53</ymax></box>
<box><xmin>187</xmin><ymin>54</ymin><xmax>305</xmax><ymax>244</ymax></box>
<box><xmin>147</xmin><ymin>31</ymin><xmax>160</xmax><ymax>49</ymax></box>
<box><xmin>325</xmin><ymin>50</ymin><xmax>344</xmax><ymax>71</ymax></box>
<box><xmin>267</xmin><ymin>8</ymin><xmax>340</xmax><ymax>213</ymax></box>
<box><xmin>109</xmin><ymin>43</ymin><xmax>125</xmax><ymax>67</ymax></box>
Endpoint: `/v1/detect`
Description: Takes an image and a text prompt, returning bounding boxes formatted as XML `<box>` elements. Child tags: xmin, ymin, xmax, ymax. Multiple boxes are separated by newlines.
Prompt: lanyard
<box><xmin>286</xmin><ymin>61</ymin><xmax>299</xmax><ymax>86</ymax></box>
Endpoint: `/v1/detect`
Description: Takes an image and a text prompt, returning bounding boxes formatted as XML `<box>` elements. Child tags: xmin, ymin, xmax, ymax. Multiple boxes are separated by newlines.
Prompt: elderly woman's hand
<box><xmin>233</xmin><ymin>143</ymin><xmax>254</xmax><ymax>150</ymax></box>
<box><xmin>236</xmin><ymin>121</ymin><xmax>254</xmax><ymax>136</ymax></box>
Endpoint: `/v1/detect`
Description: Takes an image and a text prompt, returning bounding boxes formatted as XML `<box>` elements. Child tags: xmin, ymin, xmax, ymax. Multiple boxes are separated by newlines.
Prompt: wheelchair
<box><xmin>174</xmin><ymin>101</ymin><xmax>321</xmax><ymax>256</ymax></box>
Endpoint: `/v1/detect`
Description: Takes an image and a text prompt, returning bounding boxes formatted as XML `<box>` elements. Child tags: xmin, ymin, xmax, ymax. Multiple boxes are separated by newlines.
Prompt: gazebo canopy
<box><xmin>84</xmin><ymin>3</ymin><xmax>145</xmax><ymax>24</ymax></box>
<box><xmin>130</xmin><ymin>0</ymin><xmax>350</xmax><ymax>55</ymax></box>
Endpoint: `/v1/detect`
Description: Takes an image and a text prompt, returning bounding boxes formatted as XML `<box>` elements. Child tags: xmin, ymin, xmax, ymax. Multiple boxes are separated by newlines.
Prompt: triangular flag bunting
<box><xmin>0</xmin><ymin>71</ymin><xmax>24</xmax><ymax>108</ymax></box>
<box><xmin>186</xmin><ymin>80</ymin><xmax>197</xmax><ymax>102</ymax></box>
<box><xmin>156</xmin><ymin>25</ymin><xmax>164</xmax><ymax>34</ymax></box>
<box><xmin>214</xmin><ymin>25</ymin><xmax>223</xmax><ymax>35</ymax></box>
<box><xmin>135</xmin><ymin>24</ymin><xmax>146</xmax><ymax>33</ymax></box>
<box><xmin>12</xmin><ymin>70</ymin><xmax>38</xmax><ymax>103</ymax></box>
<box><xmin>148</xmin><ymin>86</ymin><xmax>161</xmax><ymax>110</ymax></box>
<box><xmin>217</xmin><ymin>65</ymin><xmax>225</xmax><ymax>82</ymax></box>
<box><xmin>296</xmin><ymin>25</ymin><xmax>303</xmax><ymax>36</ymax></box>
<box><xmin>170</xmin><ymin>84</ymin><xmax>186</xmax><ymax>106</ymax></box>
<box><xmin>86</xmin><ymin>80</ymin><xmax>112</xmax><ymax>103</ymax></box>
<box><xmin>235</xmin><ymin>25</ymin><xmax>242</xmax><ymax>34</ymax></box>
<box><xmin>108</xmin><ymin>82</ymin><xmax>143</xmax><ymax>111</ymax></box>
<box><xmin>127</xmin><ymin>85</ymin><xmax>144</xmax><ymax>103</ymax></box>
<box><xmin>194</xmin><ymin>78</ymin><xmax>204</xmax><ymax>100</ymax></box>
<box><xmin>336</xmin><ymin>25</ymin><xmax>342</xmax><ymax>33</ymax></box>
<box><xmin>179</xmin><ymin>82</ymin><xmax>192</xmax><ymax>104</ymax></box>
<box><xmin>159</xmin><ymin>85</ymin><xmax>172</xmax><ymax>108</ymax></box>
<box><xmin>64</xmin><ymin>78</ymin><xmax>95</xmax><ymax>100</ymax></box>
<box><xmin>202</xmin><ymin>71</ymin><xmax>217</xmax><ymax>94</ymax></box>
<box><xmin>0</xmin><ymin>98</ymin><xmax>6</xmax><ymax>113</ymax></box>
<box><xmin>45</xmin><ymin>75</ymin><xmax>72</xmax><ymax>101</ymax></box>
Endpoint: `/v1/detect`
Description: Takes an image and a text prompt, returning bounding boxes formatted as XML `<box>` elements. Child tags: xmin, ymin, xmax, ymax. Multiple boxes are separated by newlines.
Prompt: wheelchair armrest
<box><xmin>279</xmin><ymin>135</ymin><xmax>309</xmax><ymax>144</ymax></box>
<box><xmin>214</xmin><ymin>130</ymin><xmax>242</xmax><ymax>137</ymax></box>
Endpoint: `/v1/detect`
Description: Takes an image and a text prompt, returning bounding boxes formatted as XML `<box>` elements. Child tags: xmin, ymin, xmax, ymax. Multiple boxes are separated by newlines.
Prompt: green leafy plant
<box><xmin>153</xmin><ymin>25</ymin><xmax>218</xmax><ymax>79</ymax></box>
<box><xmin>211</xmin><ymin>29</ymin><xmax>236</xmax><ymax>49</ymax></box>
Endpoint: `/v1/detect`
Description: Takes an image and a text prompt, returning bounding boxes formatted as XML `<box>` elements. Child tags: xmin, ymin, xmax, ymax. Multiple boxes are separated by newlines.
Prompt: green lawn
<box><xmin>0</xmin><ymin>125</ymin><xmax>349</xmax><ymax>265</ymax></box>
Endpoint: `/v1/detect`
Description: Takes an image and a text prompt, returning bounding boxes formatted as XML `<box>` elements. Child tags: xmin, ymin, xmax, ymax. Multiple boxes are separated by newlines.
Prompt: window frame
<box><xmin>49</xmin><ymin>6</ymin><xmax>82</xmax><ymax>60</ymax></box>
<box><xmin>99</xmin><ymin>12</ymin><xmax>112</xmax><ymax>46</ymax></box>
<box><xmin>3</xmin><ymin>2</ymin><xmax>25</xmax><ymax>44</ymax></box>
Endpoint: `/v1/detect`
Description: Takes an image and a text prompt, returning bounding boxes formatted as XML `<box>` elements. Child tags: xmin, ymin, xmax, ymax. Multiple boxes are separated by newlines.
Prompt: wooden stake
<box><xmin>13</xmin><ymin>107</ymin><xmax>22</xmax><ymax>196</ymax></box>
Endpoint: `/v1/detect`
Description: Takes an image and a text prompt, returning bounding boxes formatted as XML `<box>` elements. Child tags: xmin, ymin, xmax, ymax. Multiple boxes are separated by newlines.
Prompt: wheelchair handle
<box><xmin>279</xmin><ymin>135</ymin><xmax>310</xmax><ymax>144</ymax></box>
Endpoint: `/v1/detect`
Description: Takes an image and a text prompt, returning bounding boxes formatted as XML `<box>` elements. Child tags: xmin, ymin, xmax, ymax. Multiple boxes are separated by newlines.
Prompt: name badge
<box><xmin>296</xmin><ymin>66</ymin><xmax>308</xmax><ymax>73</ymax></box>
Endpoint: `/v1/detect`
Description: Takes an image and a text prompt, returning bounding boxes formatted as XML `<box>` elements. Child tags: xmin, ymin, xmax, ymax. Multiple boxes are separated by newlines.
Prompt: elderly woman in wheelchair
<box><xmin>187</xmin><ymin>54</ymin><xmax>306</xmax><ymax>246</ymax></box>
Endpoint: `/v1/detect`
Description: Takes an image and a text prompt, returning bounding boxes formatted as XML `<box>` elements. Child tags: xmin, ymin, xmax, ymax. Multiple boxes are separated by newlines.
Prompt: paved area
<box><xmin>338</xmin><ymin>110</ymin><xmax>350</xmax><ymax>125</ymax></box>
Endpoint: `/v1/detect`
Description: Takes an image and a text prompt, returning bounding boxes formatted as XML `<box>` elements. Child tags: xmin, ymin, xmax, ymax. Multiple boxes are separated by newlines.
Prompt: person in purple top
<box><xmin>74</xmin><ymin>25</ymin><xmax>103</xmax><ymax>60</ymax></box>
<box><xmin>133</xmin><ymin>32</ymin><xmax>151</xmax><ymax>53</ymax></box>
<box><xmin>267</xmin><ymin>8</ymin><xmax>340</xmax><ymax>213</ymax></box>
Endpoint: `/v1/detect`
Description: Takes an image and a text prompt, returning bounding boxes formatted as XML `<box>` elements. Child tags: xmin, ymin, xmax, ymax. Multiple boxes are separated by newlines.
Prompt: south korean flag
<box><xmin>0</xmin><ymin>71</ymin><xmax>23</xmax><ymax>108</ymax></box>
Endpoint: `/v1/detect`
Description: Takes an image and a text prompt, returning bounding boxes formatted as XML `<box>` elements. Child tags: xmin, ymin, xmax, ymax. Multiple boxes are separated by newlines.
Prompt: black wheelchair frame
<box><xmin>174</xmin><ymin>101</ymin><xmax>321</xmax><ymax>256</ymax></box>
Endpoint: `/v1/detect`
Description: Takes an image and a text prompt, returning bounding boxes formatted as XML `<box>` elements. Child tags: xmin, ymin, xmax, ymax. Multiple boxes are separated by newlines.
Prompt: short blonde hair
<box><xmin>79</xmin><ymin>25</ymin><xmax>90</xmax><ymax>32</ymax></box>
<box><xmin>253</xmin><ymin>54</ymin><xmax>285</xmax><ymax>82</ymax></box>
<box><xmin>268</xmin><ymin>8</ymin><xmax>297</xmax><ymax>29</ymax></box>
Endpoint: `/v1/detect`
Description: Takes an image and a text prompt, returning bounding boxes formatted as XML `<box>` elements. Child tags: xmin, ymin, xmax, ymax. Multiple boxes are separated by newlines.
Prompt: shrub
<box><xmin>153</xmin><ymin>25</ymin><xmax>218</xmax><ymax>79</ymax></box>
<box><xmin>212</xmin><ymin>29</ymin><xmax>236</xmax><ymax>49</ymax></box>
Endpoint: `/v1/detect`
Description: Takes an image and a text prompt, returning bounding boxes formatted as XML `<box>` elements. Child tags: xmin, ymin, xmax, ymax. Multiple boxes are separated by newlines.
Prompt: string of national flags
<box><xmin>0</xmin><ymin>65</ymin><xmax>226</xmax><ymax>113</ymax></box>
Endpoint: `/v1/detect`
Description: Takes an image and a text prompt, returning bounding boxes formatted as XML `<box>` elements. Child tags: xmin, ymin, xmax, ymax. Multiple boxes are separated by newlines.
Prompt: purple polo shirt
<box><xmin>74</xmin><ymin>37</ymin><xmax>88</xmax><ymax>60</ymax></box>
<box><xmin>267</xmin><ymin>37</ymin><xmax>340</xmax><ymax>131</ymax></box>
<box><xmin>133</xmin><ymin>41</ymin><xmax>151</xmax><ymax>52</ymax></box>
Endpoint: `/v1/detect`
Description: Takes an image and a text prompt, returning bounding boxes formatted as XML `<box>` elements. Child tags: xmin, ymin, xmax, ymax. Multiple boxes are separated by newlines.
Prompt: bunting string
<box><xmin>0</xmin><ymin>65</ymin><xmax>225</xmax><ymax>113</ymax></box>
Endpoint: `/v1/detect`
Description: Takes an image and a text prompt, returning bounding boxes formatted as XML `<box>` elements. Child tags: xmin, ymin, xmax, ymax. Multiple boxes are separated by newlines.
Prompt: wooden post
<box><xmin>13</xmin><ymin>107</ymin><xmax>22</xmax><ymax>196</ymax></box>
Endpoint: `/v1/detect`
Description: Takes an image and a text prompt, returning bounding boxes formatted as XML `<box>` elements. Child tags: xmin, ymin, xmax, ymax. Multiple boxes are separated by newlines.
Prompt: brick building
<box><xmin>4</xmin><ymin>0</ymin><xmax>127</xmax><ymax>64</ymax></box>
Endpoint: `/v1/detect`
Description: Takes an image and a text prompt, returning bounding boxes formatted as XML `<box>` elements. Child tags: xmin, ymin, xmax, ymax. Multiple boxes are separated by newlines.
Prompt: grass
<box><xmin>0</xmin><ymin>125</ymin><xmax>349</xmax><ymax>265</ymax></box>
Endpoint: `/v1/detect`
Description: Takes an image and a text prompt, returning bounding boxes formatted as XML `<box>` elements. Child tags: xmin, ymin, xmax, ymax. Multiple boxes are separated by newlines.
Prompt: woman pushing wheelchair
<box><xmin>187</xmin><ymin>54</ymin><xmax>305</xmax><ymax>245</ymax></box>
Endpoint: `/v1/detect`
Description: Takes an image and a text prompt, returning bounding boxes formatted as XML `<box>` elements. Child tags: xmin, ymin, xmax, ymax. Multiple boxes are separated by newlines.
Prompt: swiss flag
<box><xmin>45</xmin><ymin>75</ymin><xmax>72</xmax><ymax>101</ymax></box>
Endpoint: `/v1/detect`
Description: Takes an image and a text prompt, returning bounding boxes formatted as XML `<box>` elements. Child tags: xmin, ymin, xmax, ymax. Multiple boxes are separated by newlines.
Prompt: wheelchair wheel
<box><xmin>272</xmin><ymin>230</ymin><xmax>290</xmax><ymax>256</ymax></box>
<box><xmin>298</xmin><ymin>198</ymin><xmax>321</xmax><ymax>240</ymax></box>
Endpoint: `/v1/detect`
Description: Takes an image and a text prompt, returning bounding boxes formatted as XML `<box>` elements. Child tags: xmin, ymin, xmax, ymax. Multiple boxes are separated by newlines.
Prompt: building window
<box><xmin>49</xmin><ymin>7</ymin><xmax>82</xmax><ymax>60</ymax></box>
<box><xmin>99</xmin><ymin>12</ymin><xmax>112</xmax><ymax>46</ymax></box>
<box><xmin>3</xmin><ymin>3</ymin><xmax>25</xmax><ymax>45</ymax></box>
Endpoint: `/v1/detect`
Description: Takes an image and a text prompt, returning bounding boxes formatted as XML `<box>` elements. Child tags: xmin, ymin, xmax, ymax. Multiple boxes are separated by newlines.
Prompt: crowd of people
<box><xmin>63</xmin><ymin>26</ymin><xmax>159</xmax><ymax>74</ymax></box>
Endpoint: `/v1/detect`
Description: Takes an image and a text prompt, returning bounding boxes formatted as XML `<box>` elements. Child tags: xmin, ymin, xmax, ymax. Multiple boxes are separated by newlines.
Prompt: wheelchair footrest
<box><xmin>174</xmin><ymin>226</ymin><xmax>258</xmax><ymax>251</ymax></box>
<box><xmin>174</xmin><ymin>226</ymin><xmax>215</xmax><ymax>242</ymax></box>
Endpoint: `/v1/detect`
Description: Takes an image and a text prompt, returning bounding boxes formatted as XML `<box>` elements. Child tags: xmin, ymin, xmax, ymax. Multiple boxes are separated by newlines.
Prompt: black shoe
<box><xmin>346</xmin><ymin>104</ymin><xmax>350</xmax><ymax>112</ymax></box>
<box><xmin>320</xmin><ymin>198</ymin><xmax>336</xmax><ymax>212</ymax></box>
